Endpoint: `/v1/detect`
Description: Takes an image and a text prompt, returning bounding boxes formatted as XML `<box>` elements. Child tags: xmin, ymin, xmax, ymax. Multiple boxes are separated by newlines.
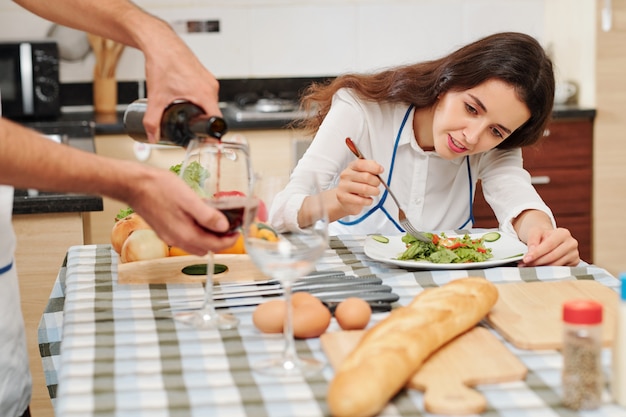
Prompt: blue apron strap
<box><xmin>0</xmin><ymin>259</ymin><xmax>14</xmax><ymax>275</ymax></box>
<box><xmin>339</xmin><ymin>104</ymin><xmax>414</xmax><ymax>231</ymax></box>
<box><xmin>458</xmin><ymin>155</ymin><xmax>475</xmax><ymax>229</ymax></box>
<box><xmin>339</xmin><ymin>106</ymin><xmax>474</xmax><ymax>231</ymax></box>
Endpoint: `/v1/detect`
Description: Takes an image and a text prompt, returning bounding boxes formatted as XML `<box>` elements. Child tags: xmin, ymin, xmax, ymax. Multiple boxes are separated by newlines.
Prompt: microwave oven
<box><xmin>0</xmin><ymin>41</ymin><xmax>61</xmax><ymax>119</ymax></box>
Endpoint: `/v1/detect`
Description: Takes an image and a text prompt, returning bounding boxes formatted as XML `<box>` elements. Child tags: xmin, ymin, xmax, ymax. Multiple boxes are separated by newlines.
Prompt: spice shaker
<box><xmin>612</xmin><ymin>274</ymin><xmax>626</xmax><ymax>406</ymax></box>
<box><xmin>561</xmin><ymin>299</ymin><xmax>604</xmax><ymax>410</ymax></box>
<box><xmin>123</xmin><ymin>98</ymin><xmax>228</xmax><ymax>146</ymax></box>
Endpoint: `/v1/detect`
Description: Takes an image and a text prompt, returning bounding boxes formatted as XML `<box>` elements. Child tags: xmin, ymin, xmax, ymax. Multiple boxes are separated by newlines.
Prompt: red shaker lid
<box><xmin>562</xmin><ymin>299</ymin><xmax>603</xmax><ymax>324</ymax></box>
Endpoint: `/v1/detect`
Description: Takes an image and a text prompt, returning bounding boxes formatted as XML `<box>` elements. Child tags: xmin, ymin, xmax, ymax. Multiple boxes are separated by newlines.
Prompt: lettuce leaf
<box><xmin>170</xmin><ymin>161</ymin><xmax>209</xmax><ymax>197</ymax></box>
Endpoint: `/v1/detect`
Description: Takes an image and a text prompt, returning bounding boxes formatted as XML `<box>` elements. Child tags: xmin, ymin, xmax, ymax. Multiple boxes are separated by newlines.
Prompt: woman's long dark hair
<box><xmin>295</xmin><ymin>32</ymin><xmax>554</xmax><ymax>150</ymax></box>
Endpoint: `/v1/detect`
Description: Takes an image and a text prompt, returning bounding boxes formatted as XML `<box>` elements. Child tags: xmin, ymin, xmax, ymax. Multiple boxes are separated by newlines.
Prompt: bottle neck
<box><xmin>188</xmin><ymin>114</ymin><xmax>228</xmax><ymax>140</ymax></box>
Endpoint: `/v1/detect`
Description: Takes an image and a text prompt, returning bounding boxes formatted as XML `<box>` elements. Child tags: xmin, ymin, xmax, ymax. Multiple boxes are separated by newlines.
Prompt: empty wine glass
<box><xmin>243</xmin><ymin>174</ymin><xmax>329</xmax><ymax>376</ymax></box>
<box><xmin>172</xmin><ymin>135</ymin><xmax>255</xmax><ymax>329</ymax></box>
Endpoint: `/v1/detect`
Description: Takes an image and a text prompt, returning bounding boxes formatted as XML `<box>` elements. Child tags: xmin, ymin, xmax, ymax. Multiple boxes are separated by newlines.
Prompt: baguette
<box><xmin>327</xmin><ymin>277</ymin><xmax>498</xmax><ymax>417</ymax></box>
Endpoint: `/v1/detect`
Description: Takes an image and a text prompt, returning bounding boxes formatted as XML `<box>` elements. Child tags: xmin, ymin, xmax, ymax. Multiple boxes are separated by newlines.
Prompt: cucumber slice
<box><xmin>371</xmin><ymin>234</ymin><xmax>390</xmax><ymax>244</ymax></box>
<box><xmin>482</xmin><ymin>232</ymin><xmax>501</xmax><ymax>242</ymax></box>
<box><xmin>181</xmin><ymin>263</ymin><xmax>228</xmax><ymax>275</ymax></box>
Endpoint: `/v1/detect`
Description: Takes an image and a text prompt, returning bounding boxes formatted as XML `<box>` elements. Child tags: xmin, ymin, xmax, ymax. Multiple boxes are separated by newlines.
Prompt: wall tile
<box><xmin>356</xmin><ymin>0</ymin><xmax>464</xmax><ymax>72</ymax></box>
<box><xmin>462</xmin><ymin>0</ymin><xmax>544</xmax><ymax>43</ymax></box>
<box><xmin>0</xmin><ymin>0</ymin><xmax>588</xmax><ymax>96</ymax></box>
<box><xmin>248</xmin><ymin>4</ymin><xmax>357</xmax><ymax>77</ymax></box>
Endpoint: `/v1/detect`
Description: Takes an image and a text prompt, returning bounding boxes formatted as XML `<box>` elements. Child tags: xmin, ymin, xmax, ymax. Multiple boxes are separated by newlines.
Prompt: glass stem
<box><xmin>282</xmin><ymin>281</ymin><xmax>298</xmax><ymax>366</ymax></box>
<box><xmin>202</xmin><ymin>252</ymin><xmax>217</xmax><ymax>317</ymax></box>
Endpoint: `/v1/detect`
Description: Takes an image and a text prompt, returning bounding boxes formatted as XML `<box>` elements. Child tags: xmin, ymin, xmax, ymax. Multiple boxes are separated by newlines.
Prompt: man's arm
<box><xmin>13</xmin><ymin>0</ymin><xmax>222</xmax><ymax>142</ymax></box>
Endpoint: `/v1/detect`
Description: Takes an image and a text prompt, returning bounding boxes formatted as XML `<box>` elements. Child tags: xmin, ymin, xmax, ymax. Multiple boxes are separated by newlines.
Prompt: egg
<box><xmin>252</xmin><ymin>293</ymin><xmax>332</xmax><ymax>339</ymax></box>
<box><xmin>252</xmin><ymin>299</ymin><xmax>286</xmax><ymax>333</ymax></box>
<box><xmin>292</xmin><ymin>291</ymin><xmax>322</xmax><ymax>307</ymax></box>
<box><xmin>335</xmin><ymin>297</ymin><xmax>372</xmax><ymax>330</ymax></box>
<box><xmin>293</xmin><ymin>301</ymin><xmax>332</xmax><ymax>339</ymax></box>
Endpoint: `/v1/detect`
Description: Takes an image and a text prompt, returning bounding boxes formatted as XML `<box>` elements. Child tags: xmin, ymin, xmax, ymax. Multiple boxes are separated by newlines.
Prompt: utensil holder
<box><xmin>93</xmin><ymin>76</ymin><xmax>117</xmax><ymax>114</ymax></box>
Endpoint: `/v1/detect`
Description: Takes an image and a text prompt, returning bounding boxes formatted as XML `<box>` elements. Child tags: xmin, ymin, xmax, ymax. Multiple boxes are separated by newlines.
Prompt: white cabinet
<box><xmin>84</xmin><ymin>129</ymin><xmax>309</xmax><ymax>244</ymax></box>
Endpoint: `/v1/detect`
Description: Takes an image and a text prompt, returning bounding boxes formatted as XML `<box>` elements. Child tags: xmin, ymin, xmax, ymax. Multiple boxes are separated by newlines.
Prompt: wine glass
<box><xmin>243</xmin><ymin>174</ymin><xmax>329</xmax><ymax>376</ymax></box>
<box><xmin>172</xmin><ymin>136</ymin><xmax>255</xmax><ymax>329</ymax></box>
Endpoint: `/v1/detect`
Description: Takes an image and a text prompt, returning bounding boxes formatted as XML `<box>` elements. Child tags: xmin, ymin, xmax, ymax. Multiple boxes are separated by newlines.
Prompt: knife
<box><xmin>321</xmin><ymin>292</ymin><xmax>399</xmax><ymax>313</ymax></box>
<box><xmin>211</xmin><ymin>283</ymin><xmax>392</xmax><ymax>300</ymax></box>
<box><xmin>211</xmin><ymin>289</ymin><xmax>399</xmax><ymax>310</ymax></box>
<box><xmin>216</xmin><ymin>272</ymin><xmax>380</xmax><ymax>289</ymax></box>
<box><xmin>213</xmin><ymin>276</ymin><xmax>384</xmax><ymax>297</ymax></box>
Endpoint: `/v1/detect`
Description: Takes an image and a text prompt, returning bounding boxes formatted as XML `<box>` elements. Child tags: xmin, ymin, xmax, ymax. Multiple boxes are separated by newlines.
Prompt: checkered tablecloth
<box><xmin>38</xmin><ymin>235</ymin><xmax>626</xmax><ymax>416</ymax></box>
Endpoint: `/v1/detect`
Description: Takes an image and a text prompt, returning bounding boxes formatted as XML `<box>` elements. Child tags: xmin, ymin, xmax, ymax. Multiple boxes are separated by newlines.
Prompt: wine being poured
<box><xmin>205</xmin><ymin>194</ymin><xmax>258</xmax><ymax>237</ymax></box>
<box><xmin>171</xmin><ymin>136</ymin><xmax>254</xmax><ymax>329</ymax></box>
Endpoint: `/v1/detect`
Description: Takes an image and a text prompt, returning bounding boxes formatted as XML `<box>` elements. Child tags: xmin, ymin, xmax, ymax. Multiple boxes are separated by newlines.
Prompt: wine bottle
<box><xmin>123</xmin><ymin>98</ymin><xmax>228</xmax><ymax>146</ymax></box>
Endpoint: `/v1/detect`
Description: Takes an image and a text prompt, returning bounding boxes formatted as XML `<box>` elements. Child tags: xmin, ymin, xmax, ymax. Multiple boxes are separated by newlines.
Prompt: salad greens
<box><xmin>169</xmin><ymin>161</ymin><xmax>209</xmax><ymax>197</ymax></box>
<box><xmin>397</xmin><ymin>232</ymin><xmax>493</xmax><ymax>263</ymax></box>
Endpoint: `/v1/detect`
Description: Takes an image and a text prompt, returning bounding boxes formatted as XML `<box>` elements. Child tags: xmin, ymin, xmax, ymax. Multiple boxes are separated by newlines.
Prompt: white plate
<box><xmin>363</xmin><ymin>232</ymin><xmax>527</xmax><ymax>270</ymax></box>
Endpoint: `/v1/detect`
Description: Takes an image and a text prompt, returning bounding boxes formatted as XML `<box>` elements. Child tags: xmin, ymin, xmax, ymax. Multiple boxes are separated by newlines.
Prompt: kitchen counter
<box><xmin>60</xmin><ymin>104</ymin><xmax>300</xmax><ymax>134</ymax></box>
<box><xmin>552</xmin><ymin>104</ymin><xmax>596</xmax><ymax>120</ymax></box>
<box><xmin>12</xmin><ymin>122</ymin><xmax>103</xmax><ymax>215</ymax></box>
<box><xmin>54</xmin><ymin>78</ymin><xmax>596</xmax><ymax>134</ymax></box>
<box><xmin>12</xmin><ymin>190</ymin><xmax>103</xmax><ymax>215</ymax></box>
<box><xmin>59</xmin><ymin>104</ymin><xmax>596</xmax><ymax>136</ymax></box>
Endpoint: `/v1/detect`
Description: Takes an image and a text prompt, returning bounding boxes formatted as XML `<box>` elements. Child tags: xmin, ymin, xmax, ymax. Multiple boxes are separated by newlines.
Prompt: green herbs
<box><xmin>397</xmin><ymin>232</ymin><xmax>493</xmax><ymax>263</ymax></box>
<box><xmin>115</xmin><ymin>206</ymin><xmax>135</xmax><ymax>220</ymax></box>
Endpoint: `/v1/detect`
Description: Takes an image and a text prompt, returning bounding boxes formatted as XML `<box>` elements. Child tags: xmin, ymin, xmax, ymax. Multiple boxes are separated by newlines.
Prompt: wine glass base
<box><xmin>172</xmin><ymin>309</ymin><xmax>239</xmax><ymax>330</ymax></box>
<box><xmin>252</xmin><ymin>356</ymin><xmax>325</xmax><ymax>377</ymax></box>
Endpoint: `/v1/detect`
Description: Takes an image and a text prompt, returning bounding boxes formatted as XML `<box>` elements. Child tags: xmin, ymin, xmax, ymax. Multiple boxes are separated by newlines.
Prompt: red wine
<box><xmin>206</xmin><ymin>196</ymin><xmax>258</xmax><ymax>236</ymax></box>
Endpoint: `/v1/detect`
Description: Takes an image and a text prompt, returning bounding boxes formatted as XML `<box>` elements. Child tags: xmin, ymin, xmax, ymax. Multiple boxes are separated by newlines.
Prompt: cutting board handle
<box><xmin>422</xmin><ymin>380</ymin><xmax>486</xmax><ymax>415</ymax></box>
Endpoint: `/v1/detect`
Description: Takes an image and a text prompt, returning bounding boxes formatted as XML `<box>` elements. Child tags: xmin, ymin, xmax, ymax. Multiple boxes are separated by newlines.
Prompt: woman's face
<box><xmin>431</xmin><ymin>79</ymin><xmax>530</xmax><ymax>159</ymax></box>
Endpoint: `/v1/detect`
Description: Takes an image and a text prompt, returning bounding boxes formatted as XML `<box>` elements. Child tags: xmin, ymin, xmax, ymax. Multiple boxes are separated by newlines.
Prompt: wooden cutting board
<box><xmin>487</xmin><ymin>280</ymin><xmax>618</xmax><ymax>350</ymax></box>
<box><xmin>321</xmin><ymin>326</ymin><xmax>527</xmax><ymax>415</ymax></box>
<box><xmin>117</xmin><ymin>254</ymin><xmax>268</xmax><ymax>284</ymax></box>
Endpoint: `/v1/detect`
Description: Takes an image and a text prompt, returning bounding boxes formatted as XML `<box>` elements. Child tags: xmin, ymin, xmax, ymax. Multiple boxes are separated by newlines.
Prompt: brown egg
<box><xmin>292</xmin><ymin>291</ymin><xmax>323</xmax><ymax>307</ymax></box>
<box><xmin>252</xmin><ymin>299</ymin><xmax>286</xmax><ymax>334</ymax></box>
<box><xmin>293</xmin><ymin>301</ymin><xmax>331</xmax><ymax>339</ymax></box>
<box><xmin>335</xmin><ymin>297</ymin><xmax>372</xmax><ymax>330</ymax></box>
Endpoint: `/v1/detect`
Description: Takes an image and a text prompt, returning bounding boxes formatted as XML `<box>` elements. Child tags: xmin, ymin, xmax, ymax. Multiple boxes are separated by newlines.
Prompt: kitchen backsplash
<box><xmin>0</xmin><ymin>0</ymin><xmax>595</xmax><ymax>106</ymax></box>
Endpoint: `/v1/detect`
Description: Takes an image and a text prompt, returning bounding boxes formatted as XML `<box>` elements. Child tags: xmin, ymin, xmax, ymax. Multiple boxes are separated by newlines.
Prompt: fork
<box><xmin>345</xmin><ymin>138</ymin><xmax>431</xmax><ymax>243</ymax></box>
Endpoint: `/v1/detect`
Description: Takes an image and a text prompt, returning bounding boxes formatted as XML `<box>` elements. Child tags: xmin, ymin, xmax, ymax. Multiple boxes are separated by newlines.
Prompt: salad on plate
<box><xmin>396</xmin><ymin>232</ymin><xmax>500</xmax><ymax>264</ymax></box>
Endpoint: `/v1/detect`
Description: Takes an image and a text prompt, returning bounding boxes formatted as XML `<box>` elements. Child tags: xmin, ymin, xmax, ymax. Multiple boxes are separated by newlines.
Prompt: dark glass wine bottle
<box><xmin>123</xmin><ymin>98</ymin><xmax>228</xmax><ymax>146</ymax></box>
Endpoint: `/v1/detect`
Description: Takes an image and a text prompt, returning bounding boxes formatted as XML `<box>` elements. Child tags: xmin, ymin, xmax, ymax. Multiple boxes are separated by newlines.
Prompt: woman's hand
<box><xmin>519</xmin><ymin>227</ymin><xmax>580</xmax><ymax>267</ymax></box>
<box><xmin>333</xmin><ymin>159</ymin><xmax>384</xmax><ymax>217</ymax></box>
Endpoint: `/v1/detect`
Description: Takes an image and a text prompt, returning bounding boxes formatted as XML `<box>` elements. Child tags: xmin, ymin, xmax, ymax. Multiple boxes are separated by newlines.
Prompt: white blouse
<box><xmin>270</xmin><ymin>88</ymin><xmax>554</xmax><ymax>238</ymax></box>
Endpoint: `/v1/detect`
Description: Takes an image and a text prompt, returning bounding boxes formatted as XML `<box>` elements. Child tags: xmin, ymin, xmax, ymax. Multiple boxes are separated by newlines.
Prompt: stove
<box><xmin>216</xmin><ymin>77</ymin><xmax>334</xmax><ymax>127</ymax></box>
<box><xmin>222</xmin><ymin>94</ymin><xmax>310</xmax><ymax>124</ymax></box>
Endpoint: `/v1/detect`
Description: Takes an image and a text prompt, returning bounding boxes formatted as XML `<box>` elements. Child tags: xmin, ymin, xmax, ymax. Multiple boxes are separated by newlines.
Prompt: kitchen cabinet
<box><xmin>85</xmin><ymin>129</ymin><xmax>310</xmax><ymax>245</ymax></box>
<box><xmin>472</xmin><ymin>117</ymin><xmax>594</xmax><ymax>263</ymax></box>
<box><xmin>15</xmin><ymin>213</ymin><xmax>85</xmax><ymax>417</ymax></box>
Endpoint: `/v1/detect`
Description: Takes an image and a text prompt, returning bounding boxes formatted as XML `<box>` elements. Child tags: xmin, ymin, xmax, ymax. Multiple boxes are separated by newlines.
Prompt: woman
<box><xmin>271</xmin><ymin>32</ymin><xmax>579</xmax><ymax>267</ymax></box>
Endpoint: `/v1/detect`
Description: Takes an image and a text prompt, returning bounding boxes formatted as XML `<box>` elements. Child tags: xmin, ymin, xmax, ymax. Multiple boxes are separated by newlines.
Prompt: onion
<box><xmin>111</xmin><ymin>213</ymin><xmax>150</xmax><ymax>254</ymax></box>
<box><xmin>120</xmin><ymin>229</ymin><xmax>169</xmax><ymax>263</ymax></box>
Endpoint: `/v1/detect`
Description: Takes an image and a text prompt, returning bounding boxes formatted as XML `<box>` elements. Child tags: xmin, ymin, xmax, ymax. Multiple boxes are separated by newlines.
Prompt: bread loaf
<box><xmin>327</xmin><ymin>277</ymin><xmax>498</xmax><ymax>417</ymax></box>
